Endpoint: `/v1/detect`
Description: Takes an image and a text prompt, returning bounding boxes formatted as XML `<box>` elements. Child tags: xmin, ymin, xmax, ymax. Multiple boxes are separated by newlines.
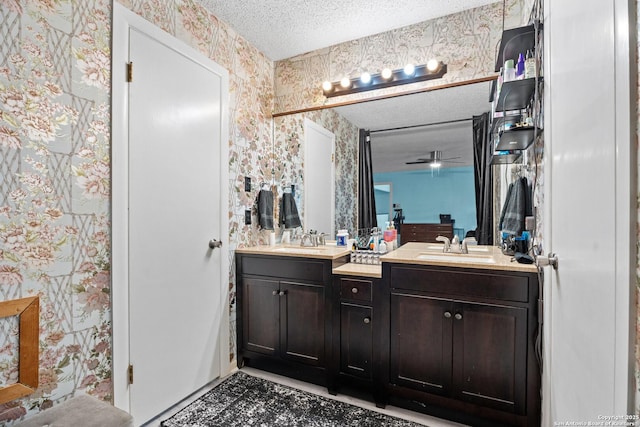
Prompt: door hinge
<box><xmin>128</xmin><ymin>364</ymin><xmax>134</xmax><ymax>384</ymax></box>
<box><xmin>127</xmin><ymin>62</ymin><xmax>133</xmax><ymax>82</ymax></box>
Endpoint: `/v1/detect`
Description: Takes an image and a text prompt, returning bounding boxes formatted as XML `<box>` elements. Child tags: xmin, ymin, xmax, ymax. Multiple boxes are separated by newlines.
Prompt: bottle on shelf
<box><xmin>516</xmin><ymin>53</ymin><xmax>525</xmax><ymax>80</ymax></box>
<box><xmin>524</xmin><ymin>49</ymin><xmax>536</xmax><ymax>79</ymax></box>
<box><xmin>504</xmin><ymin>59</ymin><xmax>516</xmax><ymax>82</ymax></box>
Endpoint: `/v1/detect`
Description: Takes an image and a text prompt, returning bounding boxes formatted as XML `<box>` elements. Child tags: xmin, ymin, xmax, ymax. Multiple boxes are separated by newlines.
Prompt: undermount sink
<box><xmin>273</xmin><ymin>247</ymin><xmax>327</xmax><ymax>254</ymax></box>
<box><xmin>423</xmin><ymin>244</ymin><xmax>489</xmax><ymax>254</ymax></box>
<box><xmin>415</xmin><ymin>252</ymin><xmax>496</xmax><ymax>264</ymax></box>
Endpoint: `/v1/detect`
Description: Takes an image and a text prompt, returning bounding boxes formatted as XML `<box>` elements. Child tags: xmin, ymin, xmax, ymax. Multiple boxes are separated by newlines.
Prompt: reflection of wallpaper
<box><xmin>0</xmin><ymin>0</ymin><xmax>274</xmax><ymax>423</ymax></box>
<box><xmin>274</xmin><ymin>0</ymin><xmax>525</xmax><ymax>114</ymax></box>
<box><xmin>273</xmin><ymin>110</ymin><xmax>358</xmax><ymax>237</ymax></box>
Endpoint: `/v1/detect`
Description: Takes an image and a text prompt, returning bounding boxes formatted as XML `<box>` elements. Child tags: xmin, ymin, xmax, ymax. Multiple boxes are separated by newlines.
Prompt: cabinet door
<box><xmin>452</xmin><ymin>302</ymin><xmax>527</xmax><ymax>414</ymax></box>
<box><xmin>242</xmin><ymin>277</ymin><xmax>280</xmax><ymax>356</ymax></box>
<box><xmin>340</xmin><ymin>303</ymin><xmax>372</xmax><ymax>378</ymax></box>
<box><xmin>280</xmin><ymin>281</ymin><xmax>325</xmax><ymax>366</ymax></box>
<box><xmin>390</xmin><ymin>293</ymin><xmax>453</xmax><ymax>395</ymax></box>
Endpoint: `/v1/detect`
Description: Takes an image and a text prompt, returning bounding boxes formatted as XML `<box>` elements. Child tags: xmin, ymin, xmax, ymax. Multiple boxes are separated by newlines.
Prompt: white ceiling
<box><xmin>199</xmin><ymin>0</ymin><xmax>497</xmax><ymax>172</ymax></box>
<box><xmin>199</xmin><ymin>0</ymin><xmax>500</xmax><ymax>61</ymax></box>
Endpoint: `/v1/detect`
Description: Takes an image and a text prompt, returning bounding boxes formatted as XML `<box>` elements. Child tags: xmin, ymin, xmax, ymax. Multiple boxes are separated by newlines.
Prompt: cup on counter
<box><xmin>282</xmin><ymin>230</ymin><xmax>291</xmax><ymax>244</ymax></box>
<box><xmin>269</xmin><ymin>232</ymin><xmax>276</xmax><ymax>246</ymax></box>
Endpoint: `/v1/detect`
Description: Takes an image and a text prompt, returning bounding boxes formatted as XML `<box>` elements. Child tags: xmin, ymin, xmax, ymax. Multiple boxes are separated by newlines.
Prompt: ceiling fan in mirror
<box><xmin>405</xmin><ymin>150</ymin><xmax>463</xmax><ymax>168</ymax></box>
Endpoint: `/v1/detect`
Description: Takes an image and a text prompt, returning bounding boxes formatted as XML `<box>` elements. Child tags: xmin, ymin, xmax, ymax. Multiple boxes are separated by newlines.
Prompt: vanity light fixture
<box><xmin>322</xmin><ymin>60</ymin><xmax>447</xmax><ymax>98</ymax></box>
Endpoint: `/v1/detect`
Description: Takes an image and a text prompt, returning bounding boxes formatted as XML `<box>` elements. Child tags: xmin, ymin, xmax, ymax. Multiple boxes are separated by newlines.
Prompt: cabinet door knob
<box><xmin>444</xmin><ymin>311</ymin><xmax>452</xmax><ymax>318</ymax></box>
<box><xmin>454</xmin><ymin>313</ymin><xmax>463</xmax><ymax>320</ymax></box>
<box><xmin>363</xmin><ymin>317</ymin><xmax>371</xmax><ymax>324</ymax></box>
<box><xmin>351</xmin><ymin>287</ymin><xmax>358</xmax><ymax>294</ymax></box>
<box><xmin>272</xmin><ymin>290</ymin><xmax>278</xmax><ymax>296</ymax></box>
<box><xmin>279</xmin><ymin>291</ymin><xmax>286</xmax><ymax>296</ymax></box>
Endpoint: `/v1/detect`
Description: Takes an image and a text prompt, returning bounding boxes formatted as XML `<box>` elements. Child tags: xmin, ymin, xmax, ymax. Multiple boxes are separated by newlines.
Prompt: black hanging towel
<box><xmin>257</xmin><ymin>189</ymin><xmax>274</xmax><ymax>230</ymax></box>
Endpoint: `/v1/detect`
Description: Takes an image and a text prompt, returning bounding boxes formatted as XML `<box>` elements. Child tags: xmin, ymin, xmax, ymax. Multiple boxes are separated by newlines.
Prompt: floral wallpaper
<box><xmin>273</xmin><ymin>109</ymin><xmax>358</xmax><ymax>238</ymax></box>
<box><xmin>0</xmin><ymin>0</ymin><xmax>275</xmax><ymax>424</ymax></box>
<box><xmin>274</xmin><ymin>0</ymin><xmax>526</xmax><ymax>114</ymax></box>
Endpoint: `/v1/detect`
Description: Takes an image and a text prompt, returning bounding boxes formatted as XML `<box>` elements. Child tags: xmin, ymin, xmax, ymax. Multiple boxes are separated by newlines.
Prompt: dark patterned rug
<box><xmin>161</xmin><ymin>371</ymin><xmax>425</xmax><ymax>426</ymax></box>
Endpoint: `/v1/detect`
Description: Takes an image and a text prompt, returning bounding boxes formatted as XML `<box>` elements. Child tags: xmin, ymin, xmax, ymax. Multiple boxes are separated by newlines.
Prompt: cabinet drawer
<box><xmin>390</xmin><ymin>266</ymin><xmax>530</xmax><ymax>303</ymax></box>
<box><xmin>241</xmin><ymin>256</ymin><xmax>325</xmax><ymax>283</ymax></box>
<box><xmin>340</xmin><ymin>278</ymin><xmax>372</xmax><ymax>302</ymax></box>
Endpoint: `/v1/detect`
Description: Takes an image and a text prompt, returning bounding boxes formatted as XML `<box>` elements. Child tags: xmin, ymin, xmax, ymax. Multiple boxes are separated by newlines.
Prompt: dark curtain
<box><xmin>358</xmin><ymin>129</ymin><xmax>377</xmax><ymax>230</ymax></box>
<box><xmin>472</xmin><ymin>113</ymin><xmax>493</xmax><ymax>245</ymax></box>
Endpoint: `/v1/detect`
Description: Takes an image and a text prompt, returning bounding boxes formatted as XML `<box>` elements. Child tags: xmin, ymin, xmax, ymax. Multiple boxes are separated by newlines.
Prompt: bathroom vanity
<box><xmin>235</xmin><ymin>243</ymin><xmax>540</xmax><ymax>427</ymax></box>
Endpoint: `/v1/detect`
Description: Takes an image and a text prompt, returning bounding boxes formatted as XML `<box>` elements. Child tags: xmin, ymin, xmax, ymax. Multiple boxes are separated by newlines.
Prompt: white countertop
<box><xmin>380</xmin><ymin>242</ymin><xmax>538</xmax><ymax>273</ymax></box>
<box><xmin>235</xmin><ymin>243</ymin><xmax>351</xmax><ymax>260</ymax></box>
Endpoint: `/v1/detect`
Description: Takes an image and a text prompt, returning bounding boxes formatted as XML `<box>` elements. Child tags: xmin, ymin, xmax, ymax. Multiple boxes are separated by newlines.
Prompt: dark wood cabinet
<box><xmin>400</xmin><ymin>223</ymin><xmax>453</xmax><ymax>243</ymax></box>
<box><xmin>383</xmin><ymin>263</ymin><xmax>540</xmax><ymax>427</ymax></box>
<box><xmin>236</xmin><ymin>253</ymin><xmax>345</xmax><ymax>386</ymax></box>
<box><xmin>339</xmin><ymin>302</ymin><xmax>372</xmax><ymax>377</ymax></box>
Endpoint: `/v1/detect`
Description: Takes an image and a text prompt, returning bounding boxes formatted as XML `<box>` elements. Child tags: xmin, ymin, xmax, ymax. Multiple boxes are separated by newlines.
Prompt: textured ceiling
<box><xmin>199</xmin><ymin>0</ymin><xmax>500</xmax><ymax>60</ymax></box>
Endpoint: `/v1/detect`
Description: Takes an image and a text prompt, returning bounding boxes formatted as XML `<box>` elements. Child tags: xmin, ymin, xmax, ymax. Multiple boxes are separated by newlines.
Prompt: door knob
<box><xmin>272</xmin><ymin>290</ymin><xmax>278</xmax><ymax>296</ymax></box>
<box><xmin>279</xmin><ymin>291</ymin><xmax>286</xmax><ymax>296</ymax></box>
<box><xmin>536</xmin><ymin>253</ymin><xmax>558</xmax><ymax>270</ymax></box>
<box><xmin>351</xmin><ymin>287</ymin><xmax>358</xmax><ymax>294</ymax></box>
<box><xmin>444</xmin><ymin>311</ymin><xmax>452</xmax><ymax>318</ymax></box>
<box><xmin>208</xmin><ymin>239</ymin><xmax>222</xmax><ymax>249</ymax></box>
<box><xmin>363</xmin><ymin>317</ymin><xmax>371</xmax><ymax>324</ymax></box>
<box><xmin>454</xmin><ymin>313</ymin><xmax>463</xmax><ymax>320</ymax></box>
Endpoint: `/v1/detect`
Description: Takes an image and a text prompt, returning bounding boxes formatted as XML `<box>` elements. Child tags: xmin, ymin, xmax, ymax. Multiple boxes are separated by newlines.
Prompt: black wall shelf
<box><xmin>494</xmin><ymin>78</ymin><xmax>539</xmax><ymax>112</ymax></box>
<box><xmin>491</xmin><ymin>152</ymin><xmax>522</xmax><ymax>165</ymax></box>
<box><xmin>496</xmin><ymin>126</ymin><xmax>541</xmax><ymax>151</ymax></box>
<box><xmin>494</xmin><ymin>23</ymin><xmax>541</xmax><ymax>72</ymax></box>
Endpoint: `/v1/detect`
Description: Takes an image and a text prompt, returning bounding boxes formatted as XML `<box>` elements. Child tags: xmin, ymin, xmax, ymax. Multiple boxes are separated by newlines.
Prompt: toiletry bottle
<box><xmin>516</xmin><ymin>53</ymin><xmax>525</xmax><ymax>80</ymax></box>
<box><xmin>504</xmin><ymin>59</ymin><xmax>516</xmax><ymax>82</ymax></box>
<box><xmin>524</xmin><ymin>50</ymin><xmax>536</xmax><ymax>79</ymax></box>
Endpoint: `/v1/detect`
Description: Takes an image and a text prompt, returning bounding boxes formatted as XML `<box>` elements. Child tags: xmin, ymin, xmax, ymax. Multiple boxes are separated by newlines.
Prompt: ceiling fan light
<box><xmin>430</xmin><ymin>161</ymin><xmax>441</xmax><ymax>168</ymax></box>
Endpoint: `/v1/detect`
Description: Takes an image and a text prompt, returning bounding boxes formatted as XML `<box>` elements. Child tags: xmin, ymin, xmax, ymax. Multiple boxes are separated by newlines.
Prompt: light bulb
<box><xmin>403</xmin><ymin>63</ymin><xmax>415</xmax><ymax>76</ymax></box>
<box><xmin>430</xmin><ymin>161</ymin><xmax>441</xmax><ymax>168</ymax></box>
<box><xmin>381</xmin><ymin>68</ymin><xmax>392</xmax><ymax>80</ymax></box>
<box><xmin>426</xmin><ymin>59</ymin><xmax>439</xmax><ymax>72</ymax></box>
<box><xmin>322</xmin><ymin>81</ymin><xmax>333</xmax><ymax>92</ymax></box>
<box><xmin>360</xmin><ymin>72</ymin><xmax>371</xmax><ymax>84</ymax></box>
<box><xmin>340</xmin><ymin>77</ymin><xmax>351</xmax><ymax>88</ymax></box>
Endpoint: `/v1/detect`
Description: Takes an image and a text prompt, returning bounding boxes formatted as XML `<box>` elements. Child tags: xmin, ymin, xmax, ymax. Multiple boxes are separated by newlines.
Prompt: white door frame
<box><xmin>111</xmin><ymin>3</ymin><xmax>230</xmax><ymax>411</ymax></box>
<box><xmin>304</xmin><ymin>118</ymin><xmax>336</xmax><ymax>236</ymax></box>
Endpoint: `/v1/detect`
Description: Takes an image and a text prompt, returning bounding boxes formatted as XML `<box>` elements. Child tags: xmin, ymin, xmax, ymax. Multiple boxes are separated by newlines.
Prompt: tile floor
<box><xmin>142</xmin><ymin>367</ymin><xmax>467</xmax><ymax>427</ymax></box>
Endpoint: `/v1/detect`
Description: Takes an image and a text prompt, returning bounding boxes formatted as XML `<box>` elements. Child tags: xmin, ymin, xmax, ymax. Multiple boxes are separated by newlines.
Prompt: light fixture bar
<box><xmin>323</xmin><ymin>62</ymin><xmax>447</xmax><ymax>98</ymax></box>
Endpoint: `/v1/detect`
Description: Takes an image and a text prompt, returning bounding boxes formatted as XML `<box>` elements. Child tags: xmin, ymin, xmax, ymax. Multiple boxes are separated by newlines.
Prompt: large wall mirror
<box><xmin>273</xmin><ymin>79</ymin><xmax>494</xmax><ymax>240</ymax></box>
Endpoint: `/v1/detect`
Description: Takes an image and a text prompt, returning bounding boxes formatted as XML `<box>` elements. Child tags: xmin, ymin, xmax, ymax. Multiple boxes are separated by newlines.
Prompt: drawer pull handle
<box><xmin>363</xmin><ymin>317</ymin><xmax>371</xmax><ymax>324</ymax></box>
<box><xmin>444</xmin><ymin>311</ymin><xmax>452</xmax><ymax>318</ymax></box>
<box><xmin>454</xmin><ymin>313</ymin><xmax>463</xmax><ymax>320</ymax></box>
<box><xmin>279</xmin><ymin>291</ymin><xmax>286</xmax><ymax>296</ymax></box>
<box><xmin>351</xmin><ymin>287</ymin><xmax>358</xmax><ymax>294</ymax></box>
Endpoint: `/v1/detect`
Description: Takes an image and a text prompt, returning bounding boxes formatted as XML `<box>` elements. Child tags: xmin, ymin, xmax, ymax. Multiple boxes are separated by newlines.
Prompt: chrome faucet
<box><xmin>436</xmin><ymin>235</ymin><xmax>451</xmax><ymax>252</ymax></box>
<box><xmin>317</xmin><ymin>232</ymin><xmax>326</xmax><ymax>246</ymax></box>
<box><xmin>300</xmin><ymin>231</ymin><xmax>318</xmax><ymax>247</ymax></box>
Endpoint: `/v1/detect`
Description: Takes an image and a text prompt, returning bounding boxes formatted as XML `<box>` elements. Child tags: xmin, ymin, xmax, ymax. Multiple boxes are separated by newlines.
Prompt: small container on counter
<box><xmin>337</xmin><ymin>229</ymin><xmax>348</xmax><ymax>246</ymax></box>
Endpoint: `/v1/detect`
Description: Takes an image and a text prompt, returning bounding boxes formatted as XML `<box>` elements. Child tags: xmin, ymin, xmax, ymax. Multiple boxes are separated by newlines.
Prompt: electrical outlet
<box><xmin>244</xmin><ymin>209</ymin><xmax>251</xmax><ymax>225</ymax></box>
<box><xmin>244</xmin><ymin>177</ymin><xmax>251</xmax><ymax>192</ymax></box>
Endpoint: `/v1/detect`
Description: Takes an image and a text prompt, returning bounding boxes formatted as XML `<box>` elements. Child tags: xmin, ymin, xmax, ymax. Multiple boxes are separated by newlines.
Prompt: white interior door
<box><xmin>542</xmin><ymin>0</ymin><xmax>634</xmax><ymax>423</ymax></box>
<box><xmin>112</xmin><ymin>4</ymin><xmax>229</xmax><ymax>424</ymax></box>
<box><xmin>304</xmin><ymin>119</ymin><xmax>335</xmax><ymax>236</ymax></box>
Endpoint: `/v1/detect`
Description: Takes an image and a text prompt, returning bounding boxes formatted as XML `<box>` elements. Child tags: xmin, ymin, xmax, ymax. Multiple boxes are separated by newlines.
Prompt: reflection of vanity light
<box><xmin>429</xmin><ymin>161</ymin><xmax>442</xmax><ymax>168</ymax></box>
<box><xmin>321</xmin><ymin>61</ymin><xmax>447</xmax><ymax>98</ymax></box>
<box><xmin>403</xmin><ymin>63</ymin><xmax>416</xmax><ymax>76</ymax></box>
